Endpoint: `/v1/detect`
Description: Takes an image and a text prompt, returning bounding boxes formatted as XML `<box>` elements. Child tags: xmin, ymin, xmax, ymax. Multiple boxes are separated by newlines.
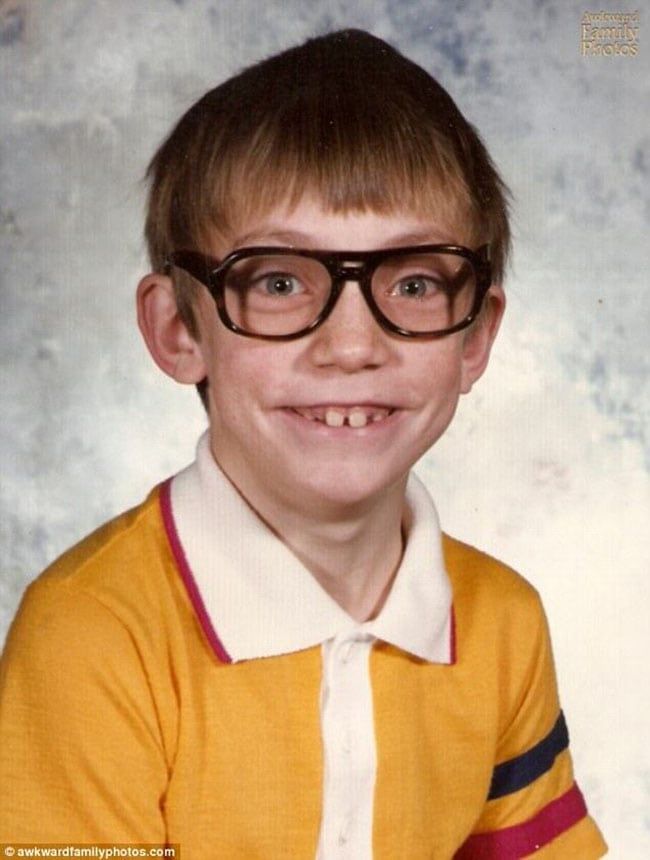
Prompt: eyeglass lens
<box><xmin>222</xmin><ymin>251</ymin><xmax>477</xmax><ymax>336</ymax></box>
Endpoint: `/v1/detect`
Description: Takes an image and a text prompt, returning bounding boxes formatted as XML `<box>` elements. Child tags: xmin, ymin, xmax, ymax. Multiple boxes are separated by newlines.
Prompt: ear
<box><xmin>460</xmin><ymin>285</ymin><xmax>506</xmax><ymax>394</ymax></box>
<box><xmin>136</xmin><ymin>273</ymin><xmax>207</xmax><ymax>384</ymax></box>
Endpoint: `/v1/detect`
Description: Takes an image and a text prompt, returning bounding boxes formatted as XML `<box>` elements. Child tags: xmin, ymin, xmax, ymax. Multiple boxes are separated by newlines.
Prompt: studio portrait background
<box><xmin>1</xmin><ymin>1</ymin><xmax>648</xmax><ymax>855</ymax></box>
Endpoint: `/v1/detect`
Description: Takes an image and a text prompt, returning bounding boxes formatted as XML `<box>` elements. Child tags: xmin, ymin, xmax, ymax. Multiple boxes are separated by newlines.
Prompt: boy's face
<box><xmin>178</xmin><ymin>197</ymin><xmax>503</xmax><ymax>513</ymax></box>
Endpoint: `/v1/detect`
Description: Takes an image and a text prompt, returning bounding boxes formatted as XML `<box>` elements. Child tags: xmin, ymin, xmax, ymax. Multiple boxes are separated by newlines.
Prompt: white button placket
<box><xmin>317</xmin><ymin>630</ymin><xmax>377</xmax><ymax>859</ymax></box>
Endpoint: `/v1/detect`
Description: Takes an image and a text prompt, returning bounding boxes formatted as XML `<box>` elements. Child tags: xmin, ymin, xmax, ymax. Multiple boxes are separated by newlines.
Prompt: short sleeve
<box><xmin>455</xmin><ymin>590</ymin><xmax>607</xmax><ymax>859</ymax></box>
<box><xmin>0</xmin><ymin>578</ymin><xmax>169</xmax><ymax>841</ymax></box>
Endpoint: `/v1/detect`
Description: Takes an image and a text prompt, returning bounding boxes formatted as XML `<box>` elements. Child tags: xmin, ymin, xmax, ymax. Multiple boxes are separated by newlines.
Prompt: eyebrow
<box><xmin>231</xmin><ymin>226</ymin><xmax>462</xmax><ymax>250</ymax></box>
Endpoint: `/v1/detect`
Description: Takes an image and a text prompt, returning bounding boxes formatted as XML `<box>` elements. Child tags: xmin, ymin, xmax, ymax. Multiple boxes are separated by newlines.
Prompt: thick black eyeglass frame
<box><xmin>165</xmin><ymin>244</ymin><xmax>492</xmax><ymax>341</ymax></box>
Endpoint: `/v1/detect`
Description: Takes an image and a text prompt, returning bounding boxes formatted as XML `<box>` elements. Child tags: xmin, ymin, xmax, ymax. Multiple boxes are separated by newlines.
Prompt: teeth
<box><xmin>325</xmin><ymin>409</ymin><xmax>345</xmax><ymax>428</ymax></box>
<box><xmin>295</xmin><ymin>406</ymin><xmax>392</xmax><ymax>427</ymax></box>
<box><xmin>348</xmin><ymin>410</ymin><xmax>368</xmax><ymax>428</ymax></box>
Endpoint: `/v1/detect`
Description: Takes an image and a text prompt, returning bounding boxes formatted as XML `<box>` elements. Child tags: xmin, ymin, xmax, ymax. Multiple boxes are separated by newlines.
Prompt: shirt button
<box><xmin>340</xmin><ymin>641</ymin><xmax>355</xmax><ymax>663</ymax></box>
<box><xmin>338</xmin><ymin>814</ymin><xmax>352</xmax><ymax>845</ymax></box>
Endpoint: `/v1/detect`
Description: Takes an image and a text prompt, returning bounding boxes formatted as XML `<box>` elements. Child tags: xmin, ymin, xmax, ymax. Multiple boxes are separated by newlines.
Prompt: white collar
<box><xmin>162</xmin><ymin>432</ymin><xmax>454</xmax><ymax>665</ymax></box>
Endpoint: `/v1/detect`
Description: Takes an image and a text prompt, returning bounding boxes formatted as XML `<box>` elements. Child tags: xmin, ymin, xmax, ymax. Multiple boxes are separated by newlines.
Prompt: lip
<box><xmin>278</xmin><ymin>404</ymin><xmax>403</xmax><ymax>435</ymax></box>
<box><xmin>284</xmin><ymin>401</ymin><xmax>399</xmax><ymax>413</ymax></box>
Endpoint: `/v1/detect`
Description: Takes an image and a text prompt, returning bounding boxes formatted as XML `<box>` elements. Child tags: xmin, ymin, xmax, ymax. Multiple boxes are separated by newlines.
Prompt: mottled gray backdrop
<box><xmin>1</xmin><ymin>1</ymin><xmax>648</xmax><ymax>855</ymax></box>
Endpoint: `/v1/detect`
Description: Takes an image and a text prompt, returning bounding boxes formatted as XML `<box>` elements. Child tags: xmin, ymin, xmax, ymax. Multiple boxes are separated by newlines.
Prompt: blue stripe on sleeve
<box><xmin>487</xmin><ymin>711</ymin><xmax>569</xmax><ymax>800</ymax></box>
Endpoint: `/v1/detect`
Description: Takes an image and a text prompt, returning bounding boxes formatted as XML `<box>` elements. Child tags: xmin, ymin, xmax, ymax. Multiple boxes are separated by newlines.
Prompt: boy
<box><xmin>0</xmin><ymin>29</ymin><xmax>606</xmax><ymax>858</ymax></box>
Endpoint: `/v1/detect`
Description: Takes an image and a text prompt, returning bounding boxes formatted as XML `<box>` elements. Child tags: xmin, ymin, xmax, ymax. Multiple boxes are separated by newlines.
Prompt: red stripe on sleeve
<box><xmin>454</xmin><ymin>783</ymin><xmax>588</xmax><ymax>859</ymax></box>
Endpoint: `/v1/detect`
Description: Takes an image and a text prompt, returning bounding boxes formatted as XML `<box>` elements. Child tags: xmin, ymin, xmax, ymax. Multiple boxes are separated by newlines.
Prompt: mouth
<box><xmin>287</xmin><ymin>405</ymin><xmax>396</xmax><ymax>429</ymax></box>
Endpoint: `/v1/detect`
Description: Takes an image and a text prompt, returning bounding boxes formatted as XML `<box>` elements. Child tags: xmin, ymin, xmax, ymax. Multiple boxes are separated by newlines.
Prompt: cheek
<box><xmin>403</xmin><ymin>341</ymin><xmax>465</xmax><ymax>403</ymax></box>
<box><xmin>205</xmin><ymin>335</ymin><xmax>287</xmax><ymax>417</ymax></box>
<box><xmin>210</xmin><ymin>351</ymin><xmax>258</xmax><ymax>409</ymax></box>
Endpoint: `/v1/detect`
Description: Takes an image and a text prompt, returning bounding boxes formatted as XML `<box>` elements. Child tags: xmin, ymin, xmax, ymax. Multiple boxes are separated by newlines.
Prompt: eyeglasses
<box><xmin>166</xmin><ymin>244</ymin><xmax>492</xmax><ymax>340</ymax></box>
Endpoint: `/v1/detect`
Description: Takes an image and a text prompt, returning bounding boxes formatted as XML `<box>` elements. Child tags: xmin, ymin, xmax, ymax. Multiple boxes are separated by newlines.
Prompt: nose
<box><xmin>305</xmin><ymin>281</ymin><xmax>392</xmax><ymax>372</ymax></box>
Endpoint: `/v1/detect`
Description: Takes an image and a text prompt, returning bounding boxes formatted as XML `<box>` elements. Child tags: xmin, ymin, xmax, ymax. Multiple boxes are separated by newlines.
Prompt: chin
<box><xmin>280</xmin><ymin>459</ymin><xmax>409</xmax><ymax>513</ymax></box>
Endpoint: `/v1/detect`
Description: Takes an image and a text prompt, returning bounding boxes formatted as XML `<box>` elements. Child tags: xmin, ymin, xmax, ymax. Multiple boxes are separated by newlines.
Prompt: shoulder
<box><xmin>1</xmin><ymin>483</ymin><xmax>192</xmax><ymax>750</ymax></box>
<box><xmin>442</xmin><ymin>533</ymin><xmax>553</xmax><ymax>685</ymax></box>
<box><xmin>5</xmin><ymin>484</ymin><xmax>180</xmax><ymax>660</ymax></box>
<box><xmin>39</xmin><ymin>484</ymin><xmax>167</xmax><ymax>589</ymax></box>
<box><xmin>35</xmin><ymin>484</ymin><xmax>171</xmax><ymax>601</ymax></box>
<box><xmin>442</xmin><ymin>532</ymin><xmax>543</xmax><ymax>618</ymax></box>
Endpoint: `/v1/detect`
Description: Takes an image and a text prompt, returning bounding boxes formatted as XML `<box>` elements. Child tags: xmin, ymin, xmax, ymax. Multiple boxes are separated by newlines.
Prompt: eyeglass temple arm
<box><xmin>165</xmin><ymin>251</ymin><xmax>221</xmax><ymax>287</ymax></box>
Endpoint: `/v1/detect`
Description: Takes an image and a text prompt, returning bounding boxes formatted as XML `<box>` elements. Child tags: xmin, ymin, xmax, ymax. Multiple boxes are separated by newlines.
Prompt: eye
<box><xmin>260</xmin><ymin>273</ymin><xmax>304</xmax><ymax>296</ymax></box>
<box><xmin>392</xmin><ymin>276</ymin><xmax>440</xmax><ymax>299</ymax></box>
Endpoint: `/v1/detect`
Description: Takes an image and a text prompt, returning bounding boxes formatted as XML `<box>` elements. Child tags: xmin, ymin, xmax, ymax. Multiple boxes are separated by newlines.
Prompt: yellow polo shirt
<box><xmin>0</xmin><ymin>439</ymin><xmax>607</xmax><ymax>858</ymax></box>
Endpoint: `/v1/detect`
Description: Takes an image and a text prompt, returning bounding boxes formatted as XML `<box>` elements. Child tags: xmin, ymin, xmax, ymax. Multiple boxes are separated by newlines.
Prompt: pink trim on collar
<box><xmin>450</xmin><ymin>605</ymin><xmax>457</xmax><ymax>665</ymax></box>
<box><xmin>159</xmin><ymin>479</ymin><xmax>232</xmax><ymax>665</ymax></box>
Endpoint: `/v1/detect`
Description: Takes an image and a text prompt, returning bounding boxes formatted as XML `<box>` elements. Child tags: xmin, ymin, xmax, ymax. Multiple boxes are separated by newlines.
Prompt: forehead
<box><xmin>209</xmin><ymin>194</ymin><xmax>476</xmax><ymax>255</ymax></box>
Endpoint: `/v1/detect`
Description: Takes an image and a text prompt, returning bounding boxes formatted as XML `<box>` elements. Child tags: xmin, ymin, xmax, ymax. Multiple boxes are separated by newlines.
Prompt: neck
<box><xmin>211</xmin><ymin>445</ymin><xmax>408</xmax><ymax>623</ymax></box>
<box><xmin>277</xmin><ymin>493</ymin><xmax>406</xmax><ymax>622</ymax></box>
